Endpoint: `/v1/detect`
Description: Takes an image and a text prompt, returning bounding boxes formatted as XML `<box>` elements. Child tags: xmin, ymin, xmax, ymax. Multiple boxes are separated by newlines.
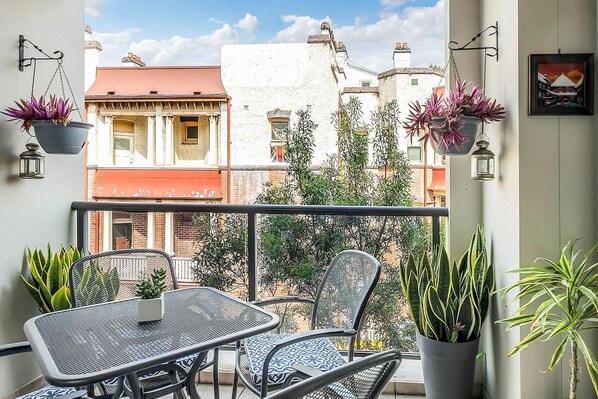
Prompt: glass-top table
<box><xmin>24</xmin><ymin>287</ymin><xmax>279</xmax><ymax>399</ymax></box>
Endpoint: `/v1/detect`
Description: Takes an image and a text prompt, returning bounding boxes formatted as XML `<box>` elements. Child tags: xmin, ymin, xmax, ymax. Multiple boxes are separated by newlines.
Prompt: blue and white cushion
<box><xmin>18</xmin><ymin>386</ymin><xmax>76</xmax><ymax>399</ymax></box>
<box><xmin>102</xmin><ymin>353</ymin><xmax>205</xmax><ymax>385</ymax></box>
<box><xmin>244</xmin><ymin>333</ymin><xmax>346</xmax><ymax>386</ymax></box>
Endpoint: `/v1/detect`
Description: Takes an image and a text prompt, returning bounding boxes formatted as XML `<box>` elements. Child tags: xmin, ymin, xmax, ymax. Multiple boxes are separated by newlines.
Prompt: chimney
<box><xmin>336</xmin><ymin>41</ymin><xmax>348</xmax><ymax>65</ymax></box>
<box><xmin>393</xmin><ymin>41</ymin><xmax>411</xmax><ymax>68</ymax></box>
<box><xmin>320</xmin><ymin>21</ymin><xmax>331</xmax><ymax>36</ymax></box>
<box><xmin>121</xmin><ymin>52</ymin><xmax>146</xmax><ymax>67</ymax></box>
<box><xmin>84</xmin><ymin>26</ymin><xmax>103</xmax><ymax>91</ymax></box>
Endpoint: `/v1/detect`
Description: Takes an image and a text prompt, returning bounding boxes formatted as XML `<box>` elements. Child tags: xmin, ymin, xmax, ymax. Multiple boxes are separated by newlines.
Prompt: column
<box><xmin>99</xmin><ymin>115</ymin><xmax>113</xmax><ymax>166</ymax></box>
<box><xmin>208</xmin><ymin>115</ymin><xmax>219</xmax><ymax>165</ymax></box>
<box><xmin>165</xmin><ymin>115</ymin><xmax>174</xmax><ymax>165</ymax></box>
<box><xmin>147</xmin><ymin>212</ymin><xmax>155</xmax><ymax>249</ymax></box>
<box><xmin>147</xmin><ymin>116</ymin><xmax>155</xmax><ymax>165</ymax></box>
<box><xmin>102</xmin><ymin>211</ymin><xmax>111</xmax><ymax>251</ymax></box>
<box><xmin>164</xmin><ymin>212</ymin><xmax>173</xmax><ymax>255</ymax></box>
<box><xmin>155</xmin><ymin>106</ymin><xmax>164</xmax><ymax>166</ymax></box>
<box><xmin>86</xmin><ymin>104</ymin><xmax>98</xmax><ymax>165</ymax></box>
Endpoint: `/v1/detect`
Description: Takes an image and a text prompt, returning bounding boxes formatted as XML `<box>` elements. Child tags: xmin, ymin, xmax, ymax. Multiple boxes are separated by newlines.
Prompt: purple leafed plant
<box><xmin>2</xmin><ymin>95</ymin><xmax>73</xmax><ymax>133</ymax></box>
<box><xmin>402</xmin><ymin>80</ymin><xmax>506</xmax><ymax>149</ymax></box>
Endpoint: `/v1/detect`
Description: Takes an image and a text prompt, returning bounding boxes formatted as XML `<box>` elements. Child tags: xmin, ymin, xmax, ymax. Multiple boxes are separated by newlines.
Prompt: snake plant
<box><xmin>399</xmin><ymin>225</ymin><xmax>495</xmax><ymax>343</ymax></box>
<box><xmin>499</xmin><ymin>240</ymin><xmax>598</xmax><ymax>399</ymax></box>
<box><xmin>72</xmin><ymin>260</ymin><xmax>120</xmax><ymax>307</ymax></box>
<box><xmin>21</xmin><ymin>245</ymin><xmax>82</xmax><ymax>313</ymax></box>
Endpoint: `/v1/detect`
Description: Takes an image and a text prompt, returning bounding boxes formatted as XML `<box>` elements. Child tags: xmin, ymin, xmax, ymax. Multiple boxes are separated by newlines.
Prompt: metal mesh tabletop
<box><xmin>24</xmin><ymin>287</ymin><xmax>278</xmax><ymax>385</ymax></box>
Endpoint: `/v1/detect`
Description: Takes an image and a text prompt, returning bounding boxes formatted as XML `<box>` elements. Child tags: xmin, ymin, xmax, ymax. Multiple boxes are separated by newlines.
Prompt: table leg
<box><xmin>186</xmin><ymin>351</ymin><xmax>209</xmax><ymax>399</ymax></box>
<box><xmin>125</xmin><ymin>373</ymin><xmax>144</xmax><ymax>399</ymax></box>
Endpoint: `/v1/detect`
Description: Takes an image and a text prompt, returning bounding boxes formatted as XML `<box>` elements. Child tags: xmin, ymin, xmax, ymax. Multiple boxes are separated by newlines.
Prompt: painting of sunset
<box><xmin>530</xmin><ymin>54</ymin><xmax>593</xmax><ymax>115</ymax></box>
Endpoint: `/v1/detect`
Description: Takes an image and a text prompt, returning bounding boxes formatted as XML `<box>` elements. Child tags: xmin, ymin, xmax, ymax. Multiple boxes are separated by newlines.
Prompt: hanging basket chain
<box><xmin>33</xmin><ymin>58</ymin><xmax>84</xmax><ymax>122</ymax></box>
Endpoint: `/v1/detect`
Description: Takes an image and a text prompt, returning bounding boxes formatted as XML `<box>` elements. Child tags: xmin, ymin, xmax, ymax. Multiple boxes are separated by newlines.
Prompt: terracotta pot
<box><xmin>32</xmin><ymin>120</ymin><xmax>92</xmax><ymax>154</ymax></box>
<box><xmin>430</xmin><ymin>116</ymin><xmax>481</xmax><ymax>156</ymax></box>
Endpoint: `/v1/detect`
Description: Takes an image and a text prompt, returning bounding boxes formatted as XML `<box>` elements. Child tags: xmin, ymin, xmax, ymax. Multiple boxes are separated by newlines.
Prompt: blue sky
<box><xmin>85</xmin><ymin>0</ymin><xmax>445</xmax><ymax>72</ymax></box>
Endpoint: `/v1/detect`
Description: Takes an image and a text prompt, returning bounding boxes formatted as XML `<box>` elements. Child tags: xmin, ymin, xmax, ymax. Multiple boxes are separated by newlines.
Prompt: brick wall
<box><xmin>174</xmin><ymin>213</ymin><xmax>199</xmax><ymax>257</ymax></box>
<box><xmin>154</xmin><ymin>212</ymin><xmax>165</xmax><ymax>251</ymax></box>
<box><xmin>132</xmin><ymin>213</ymin><xmax>148</xmax><ymax>248</ymax></box>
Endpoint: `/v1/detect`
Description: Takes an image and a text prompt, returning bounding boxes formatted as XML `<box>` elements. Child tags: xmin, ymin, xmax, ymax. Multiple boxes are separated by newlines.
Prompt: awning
<box><xmin>427</xmin><ymin>168</ymin><xmax>446</xmax><ymax>193</ymax></box>
<box><xmin>94</xmin><ymin>169</ymin><xmax>222</xmax><ymax>200</ymax></box>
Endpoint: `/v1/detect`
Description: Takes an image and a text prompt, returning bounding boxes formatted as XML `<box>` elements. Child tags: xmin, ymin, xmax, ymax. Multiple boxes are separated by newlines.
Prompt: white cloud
<box><xmin>209</xmin><ymin>17</ymin><xmax>228</xmax><ymax>25</ymax></box>
<box><xmin>85</xmin><ymin>0</ymin><xmax>105</xmax><ymax>17</ymax></box>
<box><xmin>235</xmin><ymin>13</ymin><xmax>260</xmax><ymax>34</ymax></box>
<box><xmin>129</xmin><ymin>24</ymin><xmax>239</xmax><ymax>65</ymax></box>
<box><xmin>271</xmin><ymin>15</ymin><xmax>332</xmax><ymax>43</ymax></box>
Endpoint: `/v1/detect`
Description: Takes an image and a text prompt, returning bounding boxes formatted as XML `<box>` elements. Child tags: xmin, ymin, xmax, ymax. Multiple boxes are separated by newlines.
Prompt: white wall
<box><xmin>221</xmin><ymin>43</ymin><xmax>341</xmax><ymax>166</ymax></box>
<box><xmin>0</xmin><ymin>1</ymin><xmax>85</xmax><ymax>395</ymax></box>
<box><xmin>449</xmin><ymin>0</ymin><xmax>598</xmax><ymax>398</ymax></box>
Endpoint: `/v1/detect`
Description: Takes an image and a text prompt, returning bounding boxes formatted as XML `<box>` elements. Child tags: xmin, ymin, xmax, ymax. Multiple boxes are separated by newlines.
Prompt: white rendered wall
<box><xmin>340</xmin><ymin>62</ymin><xmax>379</xmax><ymax>89</ymax></box>
<box><xmin>221</xmin><ymin>43</ymin><xmax>341</xmax><ymax>167</ymax></box>
<box><xmin>0</xmin><ymin>1</ymin><xmax>85</xmax><ymax>395</ymax></box>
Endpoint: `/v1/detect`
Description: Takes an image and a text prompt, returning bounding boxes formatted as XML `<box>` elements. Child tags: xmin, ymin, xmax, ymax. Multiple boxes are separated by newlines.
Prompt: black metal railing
<box><xmin>71</xmin><ymin>201</ymin><xmax>448</xmax><ymax>302</ymax></box>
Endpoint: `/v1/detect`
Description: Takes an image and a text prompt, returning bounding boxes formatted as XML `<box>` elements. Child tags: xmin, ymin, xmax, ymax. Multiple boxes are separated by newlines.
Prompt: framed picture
<box><xmin>529</xmin><ymin>53</ymin><xmax>594</xmax><ymax>115</ymax></box>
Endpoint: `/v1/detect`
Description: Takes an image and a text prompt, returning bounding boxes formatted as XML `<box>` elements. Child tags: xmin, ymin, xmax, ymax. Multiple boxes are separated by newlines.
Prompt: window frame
<box><xmin>270</xmin><ymin>118</ymin><xmax>289</xmax><ymax>163</ymax></box>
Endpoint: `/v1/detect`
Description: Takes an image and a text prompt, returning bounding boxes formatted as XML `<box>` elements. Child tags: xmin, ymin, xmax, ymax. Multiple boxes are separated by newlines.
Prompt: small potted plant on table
<box><xmin>136</xmin><ymin>268</ymin><xmax>167</xmax><ymax>323</ymax></box>
<box><xmin>2</xmin><ymin>95</ymin><xmax>92</xmax><ymax>154</ymax></box>
<box><xmin>403</xmin><ymin>80</ymin><xmax>505</xmax><ymax>155</ymax></box>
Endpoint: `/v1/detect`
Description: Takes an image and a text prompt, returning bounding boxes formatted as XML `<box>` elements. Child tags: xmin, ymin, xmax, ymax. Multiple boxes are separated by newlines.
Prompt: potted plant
<box><xmin>499</xmin><ymin>240</ymin><xmax>598</xmax><ymax>399</ymax></box>
<box><xmin>135</xmin><ymin>268</ymin><xmax>167</xmax><ymax>323</ymax></box>
<box><xmin>402</xmin><ymin>80</ymin><xmax>505</xmax><ymax>155</ymax></box>
<box><xmin>2</xmin><ymin>95</ymin><xmax>92</xmax><ymax>154</ymax></box>
<box><xmin>21</xmin><ymin>245</ymin><xmax>82</xmax><ymax>313</ymax></box>
<box><xmin>399</xmin><ymin>225</ymin><xmax>495</xmax><ymax>399</ymax></box>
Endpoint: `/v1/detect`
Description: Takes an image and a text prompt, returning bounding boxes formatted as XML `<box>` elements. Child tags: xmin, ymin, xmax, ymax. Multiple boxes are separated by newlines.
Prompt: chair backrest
<box><xmin>69</xmin><ymin>248</ymin><xmax>177</xmax><ymax>307</ymax></box>
<box><xmin>266</xmin><ymin>350</ymin><xmax>401</xmax><ymax>399</ymax></box>
<box><xmin>311</xmin><ymin>250</ymin><xmax>381</xmax><ymax>331</ymax></box>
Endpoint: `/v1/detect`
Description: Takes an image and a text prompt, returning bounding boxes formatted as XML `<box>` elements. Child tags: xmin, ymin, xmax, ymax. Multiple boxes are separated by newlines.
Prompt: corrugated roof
<box><xmin>86</xmin><ymin>66</ymin><xmax>227</xmax><ymax>99</ymax></box>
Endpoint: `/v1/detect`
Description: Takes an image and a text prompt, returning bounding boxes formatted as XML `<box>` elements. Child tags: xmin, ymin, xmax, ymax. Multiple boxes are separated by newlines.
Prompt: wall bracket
<box><xmin>18</xmin><ymin>35</ymin><xmax>64</xmax><ymax>71</ymax></box>
<box><xmin>448</xmin><ymin>22</ymin><xmax>499</xmax><ymax>61</ymax></box>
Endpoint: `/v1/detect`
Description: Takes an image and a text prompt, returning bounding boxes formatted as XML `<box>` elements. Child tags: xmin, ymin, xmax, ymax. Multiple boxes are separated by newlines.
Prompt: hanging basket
<box><xmin>32</xmin><ymin>120</ymin><xmax>92</xmax><ymax>154</ymax></box>
<box><xmin>430</xmin><ymin>116</ymin><xmax>481</xmax><ymax>156</ymax></box>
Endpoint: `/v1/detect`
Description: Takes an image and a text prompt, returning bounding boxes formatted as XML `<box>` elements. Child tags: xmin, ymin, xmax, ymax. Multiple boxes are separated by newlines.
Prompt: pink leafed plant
<box><xmin>402</xmin><ymin>80</ymin><xmax>506</xmax><ymax>149</ymax></box>
<box><xmin>2</xmin><ymin>95</ymin><xmax>73</xmax><ymax>133</ymax></box>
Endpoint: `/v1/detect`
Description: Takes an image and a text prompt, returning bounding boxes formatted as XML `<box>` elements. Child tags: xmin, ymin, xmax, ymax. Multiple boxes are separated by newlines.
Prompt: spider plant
<box><xmin>2</xmin><ymin>95</ymin><xmax>73</xmax><ymax>133</ymax></box>
<box><xmin>402</xmin><ymin>80</ymin><xmax>505</xmax><ymax>149</ymax></box>
<box><xmin>499</xmin><ymin>240</ymin><xmax>598</xmax><ymax>399</ymax></box>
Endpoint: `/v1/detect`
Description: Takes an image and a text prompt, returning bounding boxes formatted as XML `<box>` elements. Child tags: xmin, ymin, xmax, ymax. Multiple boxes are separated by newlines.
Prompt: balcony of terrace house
<box><xmin>2</xmin><ymin>1</ymin><xmax>598</xmax><ymax>399</ymax></box>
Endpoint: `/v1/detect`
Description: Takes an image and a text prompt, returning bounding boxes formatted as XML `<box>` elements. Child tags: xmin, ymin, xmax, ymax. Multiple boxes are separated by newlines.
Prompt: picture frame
<box><xmin>529</xmin><ymin>53</ymin><xmax>594</xmax><ymax>116</ymax></box>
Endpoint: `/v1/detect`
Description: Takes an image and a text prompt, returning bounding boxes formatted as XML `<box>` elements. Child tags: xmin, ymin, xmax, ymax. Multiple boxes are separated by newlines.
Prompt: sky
<box><xmin>84</xmin><ymin>0</ymin><xmax>445</xmax><ymax>73</ymax></box>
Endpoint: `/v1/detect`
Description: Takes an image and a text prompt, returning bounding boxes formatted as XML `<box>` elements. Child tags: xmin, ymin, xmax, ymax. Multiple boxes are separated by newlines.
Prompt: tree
<box><xmin>193</xmin><ymin>97</ymin><xmax>430</xmax><ymax>351</ymax></box>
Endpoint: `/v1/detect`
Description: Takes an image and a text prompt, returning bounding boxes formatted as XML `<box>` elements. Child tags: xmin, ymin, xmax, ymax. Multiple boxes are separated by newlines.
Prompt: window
<box><xmin>411</xmin><ymin>78</ymin><xmax>419</xmax><ymax>85</ymax></box>
<box><xmin>112</xmin><ymin>212</ymin><xmax>132</xmax><ymax>250</ymax></box>
<box><xmin>360</xmin><ymin>80</ymin><xmax>371</xmax><ymax>88</ymax></box>
<box><xmin>407</xmin><ymin>145</ymin><xmax>422</xmax><ymax>162</ymax></box>
<box><xmin>180</xmin><ymin>116</ymin><xmax>199</xmax><ymax>144</ymax></box>
<box><xmin>113</xmin><ymin>120</ymin><xmax>134</xmax><ymax>165</ymax></box>
<box><xmin>270</xmin><ymin>120</ymin><xmax>288</xmax><ymax>163</ymax></box>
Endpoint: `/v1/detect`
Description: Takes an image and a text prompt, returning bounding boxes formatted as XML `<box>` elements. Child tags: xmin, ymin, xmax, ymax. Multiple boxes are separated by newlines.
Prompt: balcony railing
<box><xmin>72</xmin><ymin>201</ymin><xmax>448</xmax><ymax>302</ymax></box>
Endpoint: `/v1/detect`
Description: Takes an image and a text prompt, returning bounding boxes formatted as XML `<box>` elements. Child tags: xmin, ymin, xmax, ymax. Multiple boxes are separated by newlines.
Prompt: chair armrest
<box><xmin>0</xmin><ymin>341</ymin><xmax>32</xmax><ymax>357</ymax></box>
<box><xmin>260</xmin><ymin>328</ymin><xmax>355</xmax><ymax>397</ymax></box>
<box><xmin>251</xmin><ymin>296</ymin><xmax>315</xmax><ymax>307</ymax></box>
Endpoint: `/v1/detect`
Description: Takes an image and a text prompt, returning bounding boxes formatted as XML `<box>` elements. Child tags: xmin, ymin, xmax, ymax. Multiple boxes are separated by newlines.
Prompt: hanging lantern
<box><xmin>19</xmin><ymin>143</ymin><xmax>45</xmax><ymax>179</ymax></box>
<box><xmin>471</xmin><ymin>140</ymin><xmax>495</xmax><ymax>181</ymax></box>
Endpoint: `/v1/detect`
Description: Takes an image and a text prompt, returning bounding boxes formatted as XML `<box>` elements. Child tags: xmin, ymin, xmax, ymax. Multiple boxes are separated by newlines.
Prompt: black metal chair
<box><xmin>0</xmin><ymin>341</ymin><xmax>88</xmax><ymax>399</ymax></box>
<box><xmin>232</xmin><ymin>249</ymin><xmax>381</xmax><ymax>398</ymax></box>
<box><xmin>69</xmin><ymin>248</ymin><xmax>219</xmax><ymax>399</ymax></box>
<box><xmin>265</xmin><ymin>350</ymin><xmax>402</xmax><ymax>399</ymax></box>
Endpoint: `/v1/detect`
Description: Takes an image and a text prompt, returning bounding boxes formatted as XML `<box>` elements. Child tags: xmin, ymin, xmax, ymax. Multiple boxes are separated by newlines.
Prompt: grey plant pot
<box><xmin>32</xmin><ymin>120</ymin><xmax>92</xmax><ymax>154</ymax></box>
<box><xmin>417</xmin><ymin>333</ymin><xmax>480</xmax><ymax>399</ymax></box>
<box><xmin>430</xmin><ymin>116</ymin><xmax>481</xmax><ymax>156</ymax></box>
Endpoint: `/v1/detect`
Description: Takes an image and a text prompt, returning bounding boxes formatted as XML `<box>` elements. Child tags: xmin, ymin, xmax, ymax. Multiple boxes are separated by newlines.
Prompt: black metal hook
<box><xmin>448</xmin><ymin>22</ymin><xmax>499</xmax><ymax>60</ymax></box>
<box><xmin>18</xmin><ymin>35</ymin><xmax>64</xmax><ymax>71</ymax></box>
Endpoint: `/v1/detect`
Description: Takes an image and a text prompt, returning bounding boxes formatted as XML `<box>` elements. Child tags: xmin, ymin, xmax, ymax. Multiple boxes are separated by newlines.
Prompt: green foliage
<box><xmin>21</xmin><ymin>245</ymin><xmax>82</xmax><ymax>313</ymax></box>
<box><xmin>399</xmin><ymin>225</ymin><xmax>495</xmax><ymax>343</ymax></box>
<box><xmin>73</xmin><ymin>261</ymin><xmax>120</xmax><ymax>306</ymax></box>
<box><xmin>135</xmin><ymin>268</ymin><xmax>167</xmax><ymax>299</ymax></box>
<box><xmin>499</xmin><ymin>240</ymin><xmax>598</xmax><ymax>398</ymax></box>
<box><xmin>192</xmin><ymin>98</ymin><xmax>431</xmax><ymax>350</ymax></box>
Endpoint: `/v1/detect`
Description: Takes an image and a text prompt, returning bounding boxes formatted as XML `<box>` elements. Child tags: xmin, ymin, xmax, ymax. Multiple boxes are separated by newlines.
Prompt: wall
<box><xmin>449</xmin><ymin>0</ymin><xmax>598</xmax><ymax>398</ymax></box>
<box><xmin>0</xmin><ymin>1</ymin><xmax>85</xmax><ymax>395</ymax></box>
<box><xmin>221</xmin><ymin>43</ymin><xmax>340</xmax><ymax>167</ymax></box>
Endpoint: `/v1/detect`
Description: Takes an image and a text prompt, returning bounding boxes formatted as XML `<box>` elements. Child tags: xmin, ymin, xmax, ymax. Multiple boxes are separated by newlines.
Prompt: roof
<box><xmin>342</xmin><ymin>87</ymin><xmax>379</xmax><ymax>94</ymax></box>
<box><xmin>86</xmin><ymin>66</ymin><xmax>227</xmax><ymax>100</ymax></box>
<box><xmin>551</xmin><ymin>73</ymin><xmax>576</xmax><ymax>87</ymax></box>
<box><xmin>378</xmin><ymin>67</ymin><xmax>444</xmax><ymax>79</ymax></box>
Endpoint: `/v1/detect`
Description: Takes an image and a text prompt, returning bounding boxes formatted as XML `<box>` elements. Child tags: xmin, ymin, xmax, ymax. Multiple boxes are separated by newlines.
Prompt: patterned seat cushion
<box><xmin>17</xmin><ymin>386</ymin><xmax>76</xmax><ymax>399</ymax></box>
<box><xmin>244</xmin><ymin>333</ymin><xmax>346</xmax><ymax>386</ymax></box>
<box><xmin>102</xmin><ymin>352</ymin><xmax>205</xmax><ymax>385</ymax></box>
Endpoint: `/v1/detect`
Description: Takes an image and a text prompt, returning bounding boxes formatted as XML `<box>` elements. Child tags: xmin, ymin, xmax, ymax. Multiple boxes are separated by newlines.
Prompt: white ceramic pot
<box><xmin>137</xmin><ymin>293</ymin><xmax>164</xmax><ymax>323</ymax></box>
